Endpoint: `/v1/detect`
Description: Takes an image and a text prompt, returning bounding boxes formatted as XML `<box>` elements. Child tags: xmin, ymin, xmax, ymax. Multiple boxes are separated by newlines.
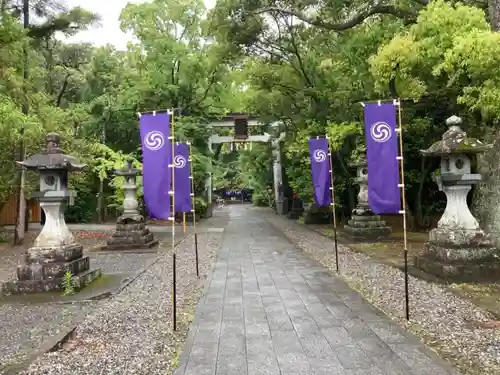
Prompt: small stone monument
<box><xmin>101</xmin><ymin>160</ymin><xmax>158</xmax><ymax>250</ymax></box>
<box><xmin>343</xmin><ymin>149</ymin><xmax>392</xmax><ymax>241</ymax></box>
<box><xmin>414</xmin><ymin>115</ymin><xmax>497</xmax><ymax>280</ymax></box>
<box><xmin>2</xmin><ymin>133</ymin><xmax>102</xmax><ymax>294</ymax></box>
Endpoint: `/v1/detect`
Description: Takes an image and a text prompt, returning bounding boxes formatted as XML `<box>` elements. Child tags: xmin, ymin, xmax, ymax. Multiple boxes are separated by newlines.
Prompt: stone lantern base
<box><xmin>2</xmin><ymin>243</ymin><xmax>102</xmax><ymax>294</ymax></box>
<box><xmin>101</xmin><ymin>214</ymin><xmax>158</xmax><ymax>250</ymax></box>
<box><xmin>414</xmin><ymin>228</ymin><xmax>500</xmax><ymax>281</ymax></box>
<box><xmin>343</xmin><ymin>214</ymin><xmax>392</xmax><ymax>242</ymax></box>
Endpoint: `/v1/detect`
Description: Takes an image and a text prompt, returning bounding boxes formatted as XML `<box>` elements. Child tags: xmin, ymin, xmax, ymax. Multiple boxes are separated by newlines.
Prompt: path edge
<box><xmin>172</xmin><ymin>232</ymin><xmax>226</xmax><ymax>375</ymax></box>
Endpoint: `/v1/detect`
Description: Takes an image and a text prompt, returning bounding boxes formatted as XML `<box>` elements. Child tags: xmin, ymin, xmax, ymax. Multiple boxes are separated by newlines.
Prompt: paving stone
<box><xmin>246</xmin><ymin>334</ymin><xmax>280</xmax><ymax>375</ymax></box>
<box><xmin>334</xmin><ymin>344</ymin><xmax>374</xmax><ymax>369</ymax></box>
<box><xmin>322</xmin><ymin>326</ymin><xmax>357</xmax><ymax>347</ymax></box>
<box><xmin>175</xmin><ymin>206</ymin><xmax>460</xmax><ymax>375</ymax></box>
<box><xmin>299</xmin><ymin>333</ymin><xmax>344</xmax><ymax>369</ymax></box>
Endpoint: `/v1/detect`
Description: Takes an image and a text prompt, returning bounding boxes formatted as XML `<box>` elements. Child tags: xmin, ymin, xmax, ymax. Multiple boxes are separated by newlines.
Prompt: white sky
<box><xmin>61</xmin><ymin>0</ymin><xmax>217</xmax><ymax>50</ymax></box>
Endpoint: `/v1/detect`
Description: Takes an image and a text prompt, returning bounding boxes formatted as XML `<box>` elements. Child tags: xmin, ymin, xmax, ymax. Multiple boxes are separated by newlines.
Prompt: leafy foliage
<box><xmin>2</xmin><ymin>0</ymin><xmax>500</xmax><ymax>234</ymax></box>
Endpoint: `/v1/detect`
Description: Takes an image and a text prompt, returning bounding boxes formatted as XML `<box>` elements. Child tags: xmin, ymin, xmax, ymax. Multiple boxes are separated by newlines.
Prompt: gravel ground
<box><xmin>266</xmin><ymin>213</ymin><xmax>500</xmax><ymax>375</ymax></box>
<box><xmin>0</xmin><ymin>303</ymin><xmax>94</xmax><ymax>370</ymax></box>
<box><xmin>0</xmin><ymin>231</ymin><xmax>186</xmax><ymax>372</ymax></box>
<box><xmin>91</xmin><ymin>253</ymin><xmax>155</xmax><ymax>274</ymax></box>
<box><xmin>0</xmin><ymin>251</ymin><xmax>159</xmax><ymax>372</ymax></box>
<box><xmin>18</xmin><ymin>233</ymin><xmax>220</xmax><ymax>375</ymax></box>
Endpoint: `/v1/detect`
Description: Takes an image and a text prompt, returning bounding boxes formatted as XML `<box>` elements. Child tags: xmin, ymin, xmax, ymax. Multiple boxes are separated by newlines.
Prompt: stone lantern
<box><xmin>343</xmin><ymin>148</ymin><xmax>391</xmax><ymax>241</ymax></box>
<box><xmin>102</xmin><ymin>160</ymin><xmax>158</xmax><ymax>250</ymax></box>
<box><xmin>2</xmin><ymin>133</ymin><xmax>101</xmax><ymax>294</ymax></box>
<box><xmin>414</xmin><ymin>115</ymin><xmax>497</xmax><ymax>280</ymax></box>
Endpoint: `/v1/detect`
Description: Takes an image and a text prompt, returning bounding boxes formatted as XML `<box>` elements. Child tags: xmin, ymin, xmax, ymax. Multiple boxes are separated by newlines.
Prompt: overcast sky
<box><xmin>61</xmin><ymin>0</ymin><xmax>216</xmax><ymax>50</ymax></box>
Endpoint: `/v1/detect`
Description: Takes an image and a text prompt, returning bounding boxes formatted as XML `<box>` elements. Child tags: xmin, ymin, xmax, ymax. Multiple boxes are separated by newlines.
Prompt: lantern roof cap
<box><xmin>421</xmin><ymin>116</ymin><xmax>491</xmax><ymax>157</ymax></box>
<box><xmin>114</xmin><ymin>159</ymin><xmax>141</xmax><ymax>176</ymax></box>
<box><xmin>17</xmin><ymin>132</ymin><xmax>87</xmax><ymax>171</ymax></box>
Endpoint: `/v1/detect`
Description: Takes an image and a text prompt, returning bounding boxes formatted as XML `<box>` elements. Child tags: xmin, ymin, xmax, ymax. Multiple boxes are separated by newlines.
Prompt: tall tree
<box><xmin>12</xmin><ymin>0</ymin><xmax>98</xmax><ymax>244</ymax></box>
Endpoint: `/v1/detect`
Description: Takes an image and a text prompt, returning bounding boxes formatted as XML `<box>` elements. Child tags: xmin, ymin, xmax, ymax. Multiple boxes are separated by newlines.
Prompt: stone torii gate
<box><xmin>206</xmin><ymin>114</ymin><xmax>286</xmax><ymax>216</ymax></box>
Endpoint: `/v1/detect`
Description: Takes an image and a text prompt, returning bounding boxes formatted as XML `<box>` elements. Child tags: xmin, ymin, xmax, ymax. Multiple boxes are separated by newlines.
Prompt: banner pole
<box><xmin>326</xmin><ymin>136</ymin><xmax>339</xmax><ymax>272</ymax></box>
<box><xmin>395</xmin><ymin>99</ymin><xmax>409</xmax><ymax>321</ymax></box>
<box><xmin>188</xmin><ymin>142</ymin><xmax>199</xmax><ymax>278</ymax></box>
<box><xmin>168</xmin><ymin>109</ymin><xmax>177</xmax><ymax>331</ymax></box>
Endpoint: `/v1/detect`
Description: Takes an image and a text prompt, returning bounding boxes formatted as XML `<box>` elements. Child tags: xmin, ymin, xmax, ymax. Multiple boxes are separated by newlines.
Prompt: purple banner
<box><xmin>308</xmin><ymin>138</ymin><xmax>332</xmax><ymax>207</ymax></box>
<box><xmin>174</xmin><ymin>143</ymin><xmax>193</xmax><ymax>212</ymax></box>
<box><xmin>139</xmin><ymin>113</ymin><xmax>171</xmax><ymax>220</ymax></box>
<box><xmin>364</xmin><ymin>102</ymin><xmax>401</xmax><ymax>214</ymax></box>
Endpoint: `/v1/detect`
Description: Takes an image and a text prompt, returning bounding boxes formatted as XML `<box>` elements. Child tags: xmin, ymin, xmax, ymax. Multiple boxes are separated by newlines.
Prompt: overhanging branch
<box><xmin>250</xmin><ymin>3</ymin><xmax>420</xmax><ymax>31</ymax></box>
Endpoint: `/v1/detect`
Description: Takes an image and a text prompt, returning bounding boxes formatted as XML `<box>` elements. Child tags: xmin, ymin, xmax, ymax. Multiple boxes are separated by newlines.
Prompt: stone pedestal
<box><xmin>414</xmin><ymin>228</ymin><xmax>498</xmax><ymax>281</ymax></box>
<box><xmin>343</xmin><ymin>150</ymin><xmax>391</xmax><ymax>241</ymax></box>
<box><xmin>3</xmin><ymin>199</ymin><xmax>102</xmax><ymax>295</ymax></box>
<box><xmin>276</xmin><ymin>199</ymin><xmax>284</xmax><ymax>215</ymax></box>
<box><xmin>414</xmin><ymin>184</ymin><xmax>498</xmax><ymax>280</ymax></box>
<box><xmin>287</xmin><ymin>198</ymin><xmax>304</xmax><ymax>219</ymax></box>
<box><xmin>272</xmin><ymin>135</ymin><xmax>285</xmax><ymax>215</ymax></box>
<box><xmin>205</xmin><ymin>202</ymin><xmax>213</xmax><ymax>218</ymax></box>
<box><xmin>344</xmin><ymin>214</ymin><xmax>392</xmax><ymax>241</ymax></box>
<box><xmin>101</xmin><ymin>160</ymin><xmax>158</xmax><ymax>250</ymax></box>
<box><xmin>102</xmin><ymin>214</ymin><xmax>158</xmax><ymax>250</ymax></box>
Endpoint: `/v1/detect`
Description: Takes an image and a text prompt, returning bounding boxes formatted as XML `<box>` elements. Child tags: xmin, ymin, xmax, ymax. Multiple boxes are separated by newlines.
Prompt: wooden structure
<box><xmin>0</xmin><ymin>195</ymin><xmax>40</xmax><ymax>225</ymax></box>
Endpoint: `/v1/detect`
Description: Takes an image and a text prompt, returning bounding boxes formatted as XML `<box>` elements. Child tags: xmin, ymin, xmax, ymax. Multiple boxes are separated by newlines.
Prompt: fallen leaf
<box><xmin>477</xmin><ymin>321</ymin><xmax>500</xmax><ymax>329</ymax></box>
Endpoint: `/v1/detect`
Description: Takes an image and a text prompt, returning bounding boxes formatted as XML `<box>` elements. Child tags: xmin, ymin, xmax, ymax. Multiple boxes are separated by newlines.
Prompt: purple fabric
<box><xmin>174</xmin><ymin>143</ymin><xmax>193</xmax><ymax>212</ymax></box>
<box><xmin>364</xmin><ymin>103</ymin><xmax>401</xmax><ymax>214</ymax></box>
<box><xmin>308</xmin><ymin>138</ymin><xmax>332</xmax><ymax>207</ymax></box>
<box><xmin>139</xmin><ymin>113</ymin><xmax>171</xmax><ymax>220</ymax></box>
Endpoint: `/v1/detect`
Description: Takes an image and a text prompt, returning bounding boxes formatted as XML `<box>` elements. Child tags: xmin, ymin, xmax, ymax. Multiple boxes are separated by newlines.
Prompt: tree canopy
<box><xmin>1</xmin><ymin>0</ymin><xmax>500</xmax><ymax>233</ymax></box>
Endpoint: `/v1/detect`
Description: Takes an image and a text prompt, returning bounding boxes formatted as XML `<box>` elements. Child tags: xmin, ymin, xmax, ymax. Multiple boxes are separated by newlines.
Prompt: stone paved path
<box><xmin>175</xmin><ymin>206</ymin><xmax>458</xmax><ymax>375</ymax></box>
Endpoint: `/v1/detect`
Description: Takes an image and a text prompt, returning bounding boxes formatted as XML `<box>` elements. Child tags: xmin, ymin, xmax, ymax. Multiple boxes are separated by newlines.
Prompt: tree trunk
<box><xmin>97</xmin><ymin>107</ymin><xmax>109</xmax><ymax>223</ymax></box>
<box><xmin>471</xmin><ymin>0</ymin><xmax>500</xmax><ymax>244</ymax></box>
<box><xmin>472</xmin><ymin>128</ymin><xmax>500</xmax><ymax>245</ymax></box>
<box><xmin>415</xmin><ymin>158</ymin><xmax>435</xmax><ymax>230</ymax></box>
<box><xmin>489</xmin><ymin>0</ymin><xmax>500</xmax><ymax>31</ymax></box>
<box><xmin>14</xmin><ymin>0</ymin><xmax>29</xmax><ymax>246</ymax></box>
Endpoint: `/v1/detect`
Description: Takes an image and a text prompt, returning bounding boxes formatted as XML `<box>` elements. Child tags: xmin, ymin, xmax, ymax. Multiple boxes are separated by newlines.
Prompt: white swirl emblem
<box><xmin>174</xmin><ymin>155</ymin><xmax>186</xmax><ymax>168</ymax></box>
<box><xmin>370</xmin><ymin>122</ymin><xmax>392</xmax><ymax>143</ymax></box>
<box><xmin>313</xmin><ymin>149</ymin><xmax>327</xmax><ymax>163</ymax></box>
<box><xmin>144</xmin><ymin>131</ymin><xmax>165</xmax><ymax>151</ymax></box>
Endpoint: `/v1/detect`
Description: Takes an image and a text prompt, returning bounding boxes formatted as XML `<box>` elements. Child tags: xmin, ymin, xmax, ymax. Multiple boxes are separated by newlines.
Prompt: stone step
<box><xmin>3</xmin><ymin>266</ymin><xmax>101</xmax><ymax>294</ymax></box>
<box><xmin>346</xmin><ymin>220</ymin><xmax>388</xmax><ymax>228</ymax></box>
<box><xmin>106</xmin><ymin>233</ymin><xmax>155</xmax><ymax>246</ymax></box>
<box><xmin>17</xmin><ymin>256</ymin><xmax>90</xmax><ymax>281</ymax></box>
<box><xmin>114</xmin><ymin>223</ymin><xmax>147</xmax><ymax>231</ymax></box>
<box><xmin>24</xmin><ymin>244</ymin><xmax>83</xmax><ymax>263</ymax></box>
<box><xmin>72</xmin><ymin>268</ymin><xmax>103</xmax><ymax>290</ymax></box>
<box><xmin>350</xmin><ymin>214</ymin><xmax>382</xmax><ymax>221</ymax></box>
<box><xmin>101</xmin><ymin>239</ymin><xmax>159</xmax><ymax>251</ymax></box>
<box><xmin>343</xmin><ymin>226</ymin><xmax>392</xmax><ymax>241</ymax></box>
<box><xmin>110</xmin><ymin>229</ymin><xmax>152</xmax><ymax>238</ymax></box>
<box><xmin>414</xmin><ymin>254</ymin><xmax>500</xmax><ymax>282</ymax></box>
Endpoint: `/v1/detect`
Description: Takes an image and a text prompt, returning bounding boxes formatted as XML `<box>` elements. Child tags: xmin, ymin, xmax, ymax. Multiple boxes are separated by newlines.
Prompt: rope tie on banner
<box><xmin>167</xmin><ymin>108</ymin><xmax>177</xmax><ymax>331</ymax></box>
<box><xmin>325</xmin><ymin>135</ymin><xmax>339</xmax><ymax>272</ymax></box>
<box><xmin>188</xmin><ymin>142</ymin><xmax>200</xmax><ymax>278</ymax></box>
<box><xmin>395</xmin><ymin>98</ymin><xmax>409</xmax><ymax>321</ymax></box>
